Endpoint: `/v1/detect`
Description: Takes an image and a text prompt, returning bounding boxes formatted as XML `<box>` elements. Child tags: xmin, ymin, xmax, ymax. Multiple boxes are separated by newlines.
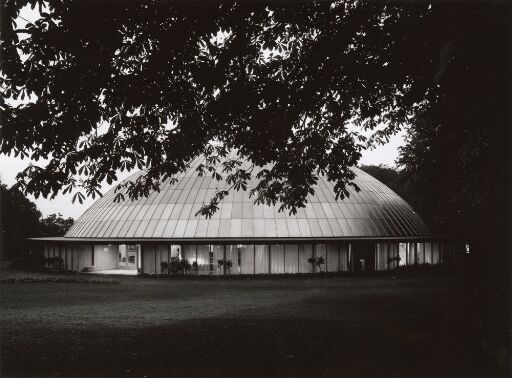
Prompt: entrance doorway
<box><xmin>351</xmin><ymin>243</ymin><xmax>375</xmax><ymax>272</ymax></box>
<box><xmin>118</xmin><ymin>245</ymin><xmax>138</xmax><ymax>270</ymax></box>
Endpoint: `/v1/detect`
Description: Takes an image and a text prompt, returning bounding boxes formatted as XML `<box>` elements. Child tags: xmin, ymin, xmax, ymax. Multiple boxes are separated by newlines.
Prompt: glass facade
<box><xmin>284</xmin><ymin>244</ymin><xmax>299</xmax><ymax>274</ymax></box>
<box><xmin>38</xmin><ymin>239</ymin><xmax>460</xmax><ymax>275</ymax></box>
<box><xmin>255</xmin><ymin>244</ymin><xmax>269</xmax><ymax>274</ymax></box>
<box><xmin>298</xmin><ymin>244</ymin><xmax>313</xmax><ymax>273</ymax></box>
<box><xmin>270</xmin><ymin>244</ymin><xmax>285</xmax><ymax>274</ymax></box>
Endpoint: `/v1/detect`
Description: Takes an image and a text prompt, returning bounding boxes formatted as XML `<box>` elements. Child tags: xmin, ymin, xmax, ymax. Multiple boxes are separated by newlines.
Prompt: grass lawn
<box><xmin>0</xmin><ymin>269</ymin><xmax>507</xmax><ymax>377</ymax></box>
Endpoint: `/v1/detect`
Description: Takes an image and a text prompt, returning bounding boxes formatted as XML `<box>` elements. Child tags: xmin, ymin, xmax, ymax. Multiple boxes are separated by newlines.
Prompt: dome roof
<box><xmin>65</xmin><ymin>156</ymin><xmax>430</xmax><ymax>240</ymax></box>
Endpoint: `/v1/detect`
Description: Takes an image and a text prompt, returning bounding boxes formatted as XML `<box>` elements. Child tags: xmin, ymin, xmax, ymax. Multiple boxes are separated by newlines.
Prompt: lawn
<box><xmin>0</xmin><ymin>269</ymin><xmax>507</xmax><ymax>377</ymax></box>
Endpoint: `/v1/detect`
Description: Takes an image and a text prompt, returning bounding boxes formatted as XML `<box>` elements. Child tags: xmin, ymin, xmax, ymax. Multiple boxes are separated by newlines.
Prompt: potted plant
<box><xmin>160</xmin><ymin>261</ymin><xmax>169</xmax><ymax>275</ymax></box>
<box><xmin>169</xmin><ymin>256</ymin><xmax>180</xmax><ymax>275</ymax></box>
<box><xmin>180</xmin><ymin>259</ymin><xmax>191</xmax><ymax>275</ymax></box>
<box><xmin>225</xmin><ymin>260</ymin><xmax>233</xmax><ymax>275</ymax></box>
<box><xmin>307</xmin><ymin>257</ymin><xmax>316</xmax><ymax>272</ymax></box>
<box><xmin>192</xmin><ymin>261</ymin><xmax>199</xmax><ymax>275</ymax></box>
<box><xmin>315</xmin><ymin>256</ymin><xmax>325</xmax><ymax>273</ymax></box>
<box><xmin>217</xmin><ymin>259</ymin><xmax>225</xmax><ymax>274</ymax></box>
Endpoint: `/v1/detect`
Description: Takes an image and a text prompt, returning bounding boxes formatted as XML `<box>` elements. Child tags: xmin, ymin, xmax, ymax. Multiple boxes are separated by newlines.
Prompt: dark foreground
<box><xmin>0</xmin><ymin>270</ymin><xmax>508</xmax><ymax>377</ymax></box>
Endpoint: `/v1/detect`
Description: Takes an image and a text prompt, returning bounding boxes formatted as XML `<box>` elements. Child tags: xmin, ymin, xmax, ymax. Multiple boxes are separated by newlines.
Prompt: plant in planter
<box><xmin>192</xmin><ymin>261</ymin><xmax>198</xmax><ymax>275</ymax></box>
<box><xmin>160</xmin><ymin>261</ymin><xmax>169</xmax><ymax>275</ymax></box>
<box><xmin>180</xmin><ymin>259</ymin><xmax>192</xmax><ymax>275</ymax></box>
<box><xmin>217</xmin><ymin>259</ymin><xmax>225</xmax><ymax>274</ymax></box>
<box><xmin>307</xmin><ymin>257</ymin><xmax>316</xmax><ymax>272</ymax></box>
<box><xmin>46</xmin><ymin>256</ymin><xmax>64</xmax><ymax>271</ymax></box>
<box><xmin>316</xmin><ymin>256</ymin><xmax>325</xmax><ymax>273</ymax></box>
<box><xmin>225</xmin><ymin>260</ymin><xmax>233</xmax><ymax>274</ymax></box>
<box><xmin>169</xmin><ymin>257</ymin><xmax>181</xmax><ymax>275</ymax></box>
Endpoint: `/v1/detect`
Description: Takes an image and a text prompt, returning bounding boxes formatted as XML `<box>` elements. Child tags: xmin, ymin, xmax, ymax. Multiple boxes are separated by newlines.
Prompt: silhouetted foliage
<box><xmin>2</xmin><ymin>0</ymin><xmax>448</xmax><ymax>217</ymax></box>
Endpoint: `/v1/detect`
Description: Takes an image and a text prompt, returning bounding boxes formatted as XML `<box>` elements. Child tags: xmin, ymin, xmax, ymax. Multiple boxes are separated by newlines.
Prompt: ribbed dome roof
<box><xmin>65</xmin><ymin>155</ymin><xmax>430</xmax><ymax>240</ymax></box>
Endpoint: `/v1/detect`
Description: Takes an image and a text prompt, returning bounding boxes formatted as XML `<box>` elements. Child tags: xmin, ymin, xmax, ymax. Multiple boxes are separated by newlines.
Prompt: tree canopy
<box><xmin>2</xmin><ymin>0</ymin><xmax>444</xmax><ymax>216</ymax></box>
<box><xmin>0</xmin><ymin>182</ymin><xmax>74</xmax><ymax>257</ymax></box>
<box><xmin>396</xmin><ymin>2</ymin><xmax>510</xmax><ymax>275</ymax></box>
<box><xmin>39</xmin><ymin>212</ymin><xmax>74</xmax><ymax>237</ymax></box>
<box><xmin>1</xmin><ymin>1</ymin><xmax>509</xmax><ymax>243</ymax></box>
<box><xmin>1</xmin><ymin>181</ymin><xmax>41</xmax><ymax>257</ymax></box>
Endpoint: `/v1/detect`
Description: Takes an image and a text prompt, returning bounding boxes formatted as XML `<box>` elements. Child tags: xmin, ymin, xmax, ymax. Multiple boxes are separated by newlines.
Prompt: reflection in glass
<box><xmin>339</xmin><ymin>243</ymin><xmax>349</xmax><ymax>271</ymax></box>
<box><xmin>316</xmin><ymin>244</ymin><xmax>327</xmax><ymax>272</ymax></box>
<box><xmin>298</xmin><ymin>244</ymin><xmax>313</xmax><ymax>273</ymax></box>
<box><xmin>284</xmin><ymin>244</ymin><xmax>298</xmax><ymax>274</ymax></box>
<box><xmin>226</xmin><ymin>245</ymin><xmax>239</xmax><ymax>274</ymax></box>
<box><xmin>255</xmin><ymin>244</ymin><xmax>269</xmax><ymax>274</ymax></box>
<box><xmin>182</xmin><ymin>244</ymin><xmax>196</xmax><ymax>264</ymax></box>
<box><xmin>196</xmin><ymin>244</ymin><xmax>210</xmax><ymax>274</ymax></box>
<box><xmin>211</xmin><ymin>245</ymin><xmax>224</xmax><ymax>275</ymax></box>
<box><xmin>326</xmin><ymin>244</ymin><xmax>339</xmax><ymax>272</ymax></box>
<box><xmin>399</xmin><ymin>243</ymin><xmax>407</xmax><ymax>266</ymax></box>
<box><xmin>270</xmin><ymin>244</ymin><xmax>284</xmax><ymax>273</ymax></box>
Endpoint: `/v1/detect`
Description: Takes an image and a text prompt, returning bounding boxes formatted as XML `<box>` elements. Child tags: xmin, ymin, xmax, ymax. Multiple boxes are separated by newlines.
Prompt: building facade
<box><xmin>31</xmin><ymin>156</ymin><xmax>465</xmax><ymax>274</ymax></box>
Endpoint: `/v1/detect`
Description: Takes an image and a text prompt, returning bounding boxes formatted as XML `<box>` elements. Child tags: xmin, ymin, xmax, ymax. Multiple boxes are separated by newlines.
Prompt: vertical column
<box><xmin>283</xmin><ymin>244</ymin><xmax>286</xmax><ymax>272</ymax></box>
<box><xmin>348</xmin><ymin>243</ymin><xmax>352</xmax><ymax>272</ymax></box>
<box><xmin>325</xmin><ymin>244</ymin><xmax>328</xmax><ymax>271</ymax></box>
<box><xmin>374</xmin><ymin>243</ymin><xmax>377</xmax><ymax>271</ymax></box>
<box><xmin>268</xmin><ymin>244</ymin><xmax>272</xmax><ymax>274</ymax></box>
<box><xmin>386</xmin><ymin>243</ymin><xmax>390</xmax><ymax>271</ymax></box>
<box><xmin>209</xmin><ymin>245</ymin><xmax>214</xmax><ymax>275</ymax></box>
<box><xmin>64</xmin><ymin>244</ymin><xmax>67</xmax><ymax>270</ymax></box>
<box><xmin>73</xmin><ymin>244</ymin><xmax>76</xmax><ymax>271</ymax></box>
<box><xmin>312</xmin><ymin>244</ymin><xmax>316</xmax><ymax>273</ymax></box>
<box><xmin>338</xmin><ymin>243</ymin><xmax>341</xmax><ymax>272</ymax></box>
<box><xmin>223</xmin><ymin>244</ymin><xmax>226</xmax><ymax>275</ymax></box>
<box><xmin>140</xmin><ymin>244</ymin><xmax>144</xmax><ymax>273</ymax></box>
<box><xmin>91</xmin><ymin>244</ymin><xmax>94</xmax><ymax>266</ymax></box>
<box><xmin>298</xmin><ymin>244</ymin><xmax>301</xmax><ymax>273</ymax></box>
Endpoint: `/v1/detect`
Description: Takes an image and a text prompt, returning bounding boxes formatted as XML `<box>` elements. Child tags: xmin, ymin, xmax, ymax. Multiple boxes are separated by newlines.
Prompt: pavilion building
<box><xmin>30</xmin><ymin>155</ymin><xmax>464</xmax><ymax>274</ymax></box>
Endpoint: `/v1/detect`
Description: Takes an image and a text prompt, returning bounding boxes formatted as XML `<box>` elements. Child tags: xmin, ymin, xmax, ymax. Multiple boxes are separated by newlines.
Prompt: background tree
<box><xmin>359</xmin><ymin>164</ymin><xmax>411</xmax><ymax>202</ymax></box>
<box><xmin>0</xmin><ymin>182</ymin><xmax>41</xmax><ymax>258</ymax></box>
<box><xmin>396</xmin><ymin>3</ymin><xmax>510</xmax><ymax>282</ymax></box>
<box><xmin>1</xmin><ymin>182</ymin><xmax>75</xmax><ymax>259</ymax></box>
<box><xmin>39</xmin><ymin>213</ymin><xmax>74</xmax><ymax>237</ymax></box>
<box><xmin>395</xmin><ymin>4</ymin><xmax>510</xmax><ymax>364</ymax></box>
<box><xmin>1</xmin><ymin>0</ymin><xmax>442</xmax><ymax>216</ymax></box>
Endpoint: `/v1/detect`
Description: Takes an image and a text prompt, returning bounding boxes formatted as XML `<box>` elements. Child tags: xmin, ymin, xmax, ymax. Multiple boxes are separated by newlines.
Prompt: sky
<box><xmin>0</xmin><ymin>131</ymin><xmax>406</xmax><ymax>219</ymax></box>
